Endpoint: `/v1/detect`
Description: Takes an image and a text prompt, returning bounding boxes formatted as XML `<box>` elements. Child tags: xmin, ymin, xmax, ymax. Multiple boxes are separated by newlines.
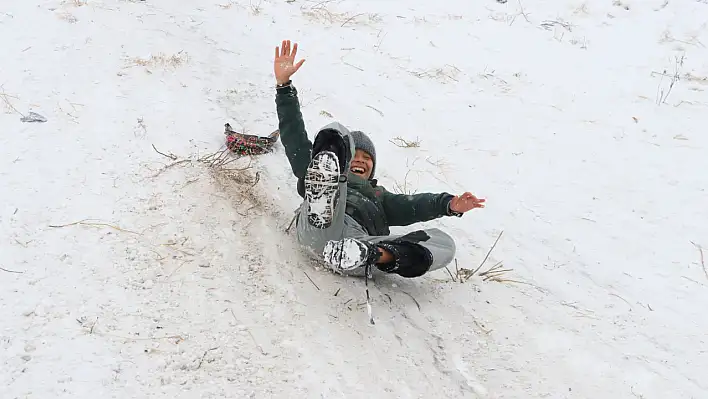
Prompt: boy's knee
<box><xmin>424</xmin><ymin>228</ymin><xmax>456</xmax><ymax>270</ymax></box>
<box><xmin>429</xmin><ymin>228</ymin><xmax>456</xmax><ymax>254</ymax></box>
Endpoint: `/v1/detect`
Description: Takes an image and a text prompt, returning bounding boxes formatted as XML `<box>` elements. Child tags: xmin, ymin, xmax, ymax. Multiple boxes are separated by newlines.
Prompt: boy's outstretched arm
<box><xmin>276</xmin><ymin>83</ymin><xmax>311</xmax><ymax>180</ymax></box>
<box><xmin>274</xmin><ymin>40</ymin><xmax>311</xmax><ymax>183</ymax></box>
<box><xmin>382</xmin><ymin>190</ymin><xmax>485</xmax><ymax>226</ymax></box>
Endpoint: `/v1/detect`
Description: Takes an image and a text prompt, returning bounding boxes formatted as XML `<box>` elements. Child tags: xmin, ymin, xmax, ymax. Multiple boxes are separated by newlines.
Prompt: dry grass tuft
<box><xmin>197</xmin><ymin>148</ymin><xmax>264</xmax><ymax>214</ymax></box>
<box><xmin>149</xmin><ymin>142</ymin><xmax>265</xmax><ymax>217</ymax></box>
<box><xmin>301</xmin><ymin>1</ymin><xmax>381</xmax><ymax>27</ymax></box>
<box><xmin>659</xmin><ymin>30</ymin><xmax>705</xmax><ymax>49</ymax></box>
<box><xmin>218</xmin><ymin>1</ymin><xmax>237</xmax><ymax>9</ymax></box>
<box><xmin>56</xmin><ymin>11</ymin><xmax>78</xmax><ymax>23</ymax></box>
<box><xmin>451</xmin><ymin>231</ymin><xmax>535</xmax><ymax>287</ymax></box>
<box><xmin>410</xmin><ymin>65</ymin><xmax>461</xmax><ymax>83</ymax></box>
<box><xmin>652</xmin><ymin>54</ymin><xmax>684</xmax><ymax>105</ymax></box>
<box><xmin>249</xmin><ymin>0</ymin><xmax>263</xmax><ymax>15</ymax></box>
<box><xmin>478</xmin><ymin>68</ymin><xmax>512</xmax><ymax>93</ymax></box>
<box><xmin>0</xmin><ymin>85</ymin><xmax>24</xmax><ymax>116</ymax></box>
<box><xmin>390</xmin><ymin>136</ymin><xmax>420</xmax><ymax>148</ymax></box>
<box><xmin>391</xmin><ymin>169</ymin><xmax>418</xmax><ymax>195</ymax></box>
<box><xmin>452</xmin><ymin>231</ymin><xmax>543</xmax><ymax>289</ymax></box>
<box><xmin>127</xmin><ymin>51</ymin><xmax>190</xmax><ymax>69</ymax></box>
<box><xmin>569</xmin><ymin>36</ymin><xmax>588</xmax><ymax>49</ymax></box>
<box><xmin>612</xmin><ymin>0</ymin><xmax>630</xmax><ymax>10</ymax></box>
<box><xmin>573</xmin><ymin>2</ymin><xmax>590</xmax><ymax>15</ymax></box>
<box><xmin>683</xmin><ymin>72</ymin><xmax>708</xmax><ymax>84</ymax></box>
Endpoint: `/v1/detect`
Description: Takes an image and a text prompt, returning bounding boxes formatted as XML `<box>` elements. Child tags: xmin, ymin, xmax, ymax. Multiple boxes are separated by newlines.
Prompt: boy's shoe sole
<box><xmin>304</xmin><ymin>151</ymin><xmax>340</xmax><ymax>229</ymax></box>
<box><xmin>323</xmin><ymin>237</ymin><xmax>373</xmax><ymax>272</ymax></box>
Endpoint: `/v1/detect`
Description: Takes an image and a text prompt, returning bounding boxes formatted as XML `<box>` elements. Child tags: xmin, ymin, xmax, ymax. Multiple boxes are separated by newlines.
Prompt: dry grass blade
<box><xmin>48</xmin><ymin>219</ymin><xmax>139</xmax><ymax>234</ymax></box>
<box><xmin>0</xmin><ymin>85</ymin><xmax>25</xmax><ymax>117</ymax></box>
<box><xmin>481</xmin><ymin>262</ymin><xmax>514</xmax><ymax>281</ymax></box>
<box><xmin>655</xmin><ymin>54</ymin><xmax>684</xmax><ymax>105</ymax></box>
<box><xmin>340</xmin><ymin>12</ymin><xmax>365</xmax><ymax>27</ymax></box>
<box><xmin>485</xmin><ymin>277</ymin><xmax>539</xmax><ymax>288</ymax></box>
<box><xmin>690</xmin><ymin>241</ymin><xmax>707</xmax><ymax>281</ymax></box>
<box><xmin>471</xmin><ymin>231</ymin><xmax>504</xmax><ymax>276</ymax></box>
<box><xmin>400</xmin><ymin>290</ymin><xmax>421</xmax><ymax>311</ymax></box>
<box><xmin>478</xmin><ymin>261</ymin><xmax>505</xmax><ymax>276</ymax></box>
<box><xmin>285</xmin><ymin>211</ymin><xmax>298</xmax><ymax>233</ymax></box>
<box><xmin>366</xmin><ymin>105</ymin><xmax>383</xmax><ymax>116</ymax></box>
<box><xmin>473</xmin><ymin>320</ymin><xmax>492</xmax><ymax>334</ymax></box>
<box><xmin>303</xmin><ymin>271</ymin><xmax>321</xmax><ymax>291</ymax></box>
<box><xmin>151</xmin><ymin>159</ymin><xmax>191</xmax><ymax>178</ymax></box>
<box><xmin>152</xmin><ymin>144</ymin><xmax>178</xmax><ymax>160</ymax></box>
<box><xmin>1</xmin><ymin>266</ymin><xmax>24</xmax><ymax>273</ymax></box>
<box><xmin>540</xmin><ymin>19</ymin><xmax>572</xmax><ymax>31</ymax></box>
<box><xmin>196</xmin><ymin>347</ymin><xmax>220</xmax><ymax>370</ymax></box>
<box><xmin>97</xmin><ymin>332</ymin><xmax>184</xmax><ymax>342</ymax></box>
<box><xmin>483</xmin><ymin>272</ymin><xmax>512</xmax><ymax>281</ymax></box>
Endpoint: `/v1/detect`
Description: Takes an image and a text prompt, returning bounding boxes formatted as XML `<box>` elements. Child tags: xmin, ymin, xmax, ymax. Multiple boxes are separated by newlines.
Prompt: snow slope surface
<box><xmin>2</xmin><ymin>0</ymin><xmax>707</xmax><ymax>398</ymax></box>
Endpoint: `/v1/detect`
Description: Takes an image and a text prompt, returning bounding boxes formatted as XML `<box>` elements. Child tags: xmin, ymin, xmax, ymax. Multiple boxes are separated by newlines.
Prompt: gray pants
<box><xmin>295</xmin><ymin>180</ymin><xmax>457</xmax><ymax>278</ymax></box>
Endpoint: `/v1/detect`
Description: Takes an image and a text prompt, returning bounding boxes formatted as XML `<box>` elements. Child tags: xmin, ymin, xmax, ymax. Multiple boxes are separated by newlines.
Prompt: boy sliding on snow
<box><xmin>274</xmin><ymin>40</ymin><xmax>486</xmax><ymax>279</ymax></box>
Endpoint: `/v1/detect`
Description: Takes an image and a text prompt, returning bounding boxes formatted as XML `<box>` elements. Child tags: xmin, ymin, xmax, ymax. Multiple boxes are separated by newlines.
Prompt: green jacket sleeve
<box><xmin>381</xmin><ymin>190</ymin><xmax>461</xmax><ymax>227</ymax></box>
<box><xmin>275</xmin><ymin>82</ymin><xmax>312</xmax><ymax>180</ymax></box>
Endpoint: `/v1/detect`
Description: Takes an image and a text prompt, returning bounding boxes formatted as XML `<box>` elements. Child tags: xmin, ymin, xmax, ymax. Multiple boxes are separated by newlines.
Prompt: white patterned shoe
<box><xmin>323</xmin><ymin>238</ymin><xmax>377</xmax><ymax>272</ymax></box>
<box><xmin>304</xmin><ymin>151</ymin><xmax>341</xmax><ymax>229</ymax></box>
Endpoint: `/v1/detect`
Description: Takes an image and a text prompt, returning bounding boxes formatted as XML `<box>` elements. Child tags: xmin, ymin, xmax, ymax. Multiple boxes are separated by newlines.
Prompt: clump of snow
<box><xmin>1</xmin><ymin>0</ymin><xmax>707</xmax><ymax>398</ymax></box>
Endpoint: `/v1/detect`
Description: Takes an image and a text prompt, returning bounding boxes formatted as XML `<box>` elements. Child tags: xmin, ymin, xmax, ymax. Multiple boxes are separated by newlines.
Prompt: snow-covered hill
<box><xmin>2</xmin><ymin>0</ymin><xmax>707</xmax><ymax>398</ymax></box>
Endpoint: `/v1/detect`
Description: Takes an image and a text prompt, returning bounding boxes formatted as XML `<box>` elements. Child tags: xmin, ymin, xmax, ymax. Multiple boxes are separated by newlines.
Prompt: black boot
<box><xmin>297</xmin><ymin>127</ymin><xmax>352</xmax><ymax>198</ymax></box>
<box><xmin>375</xmin><ymin>231</ymin><xmax>434</xmax><ymax>278</ymax></box>
<box><xmin>311</xmin><ymin>128</ymin><xmax>351</xmax><ymax>173</ymax></box>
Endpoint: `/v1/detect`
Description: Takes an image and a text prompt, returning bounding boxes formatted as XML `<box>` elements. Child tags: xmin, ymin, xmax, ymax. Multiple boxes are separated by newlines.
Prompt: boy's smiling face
<box><xmin>350</xmin><ymin>149</ymin><xmax>374</xmax><ymax>179</ymax></box>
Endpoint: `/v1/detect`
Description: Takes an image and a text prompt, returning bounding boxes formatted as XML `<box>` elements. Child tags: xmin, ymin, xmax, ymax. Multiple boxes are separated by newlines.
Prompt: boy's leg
<box><xmin>296</xmin><ymin>126</ymin><xmax>354</xmax><ymax>257</ymax></box>
<box><xmin>296</xmin><ymin>174</ymin><xmax>348</xmax><ymax>256</ymax></box>
<box><xmin>371</xmin><ymin>228</ymin><xmax>456</xmax><ymax>275</ymax></box>
<box><xmin>323</xmin><ymin>228</ymin><xmax>456</xmax><ymax>278</ymax></box>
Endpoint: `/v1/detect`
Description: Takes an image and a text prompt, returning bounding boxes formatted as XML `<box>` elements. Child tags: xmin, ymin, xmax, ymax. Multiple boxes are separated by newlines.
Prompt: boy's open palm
<box><xmin>450</xmin><ymin>192</ymin><xmax>486</xmax><ymax>213</ymax></box>
<box><xmin>274</xmin><ymin>40</ymin><xmax>305</xmax><ymax>85</ymax></box>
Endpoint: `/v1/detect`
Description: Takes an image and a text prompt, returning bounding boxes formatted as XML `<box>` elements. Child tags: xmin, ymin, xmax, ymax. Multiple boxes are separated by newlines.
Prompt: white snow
<box><xmin>2</xmin><ymin>0</ymin><xmax>707</xmax><ymax>398</ymax></box>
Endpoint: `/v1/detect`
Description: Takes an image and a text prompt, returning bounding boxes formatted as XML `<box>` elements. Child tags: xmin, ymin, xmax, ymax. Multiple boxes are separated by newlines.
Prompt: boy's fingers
<box><xmin>292</xmin><ymin>42</ymin><xmax>298</xmax><ymax>58</ymax></box>
<box><xmin>275</xmin><ymin>46</ymin><xmax>279</xmax><ymax>59</ymax></box>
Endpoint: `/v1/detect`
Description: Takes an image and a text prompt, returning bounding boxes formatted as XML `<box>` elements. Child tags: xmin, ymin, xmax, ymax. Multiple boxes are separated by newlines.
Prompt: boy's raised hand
<box><xmin>274</xmin><ymin>40</ymin><xmax>305</xmax><ymax>85</ymax></box>
<box><xmin>450</xmin><ymin>192</ymin><xmax>486</xmax><ymax>213</ymax></box>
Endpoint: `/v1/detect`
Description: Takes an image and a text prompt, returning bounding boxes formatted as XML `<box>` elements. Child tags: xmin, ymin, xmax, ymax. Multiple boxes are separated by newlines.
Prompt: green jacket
<box><xmin>275</xmin><ymin>83</ymin><xmax>460</xmax><ymax>236</ymax></box>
